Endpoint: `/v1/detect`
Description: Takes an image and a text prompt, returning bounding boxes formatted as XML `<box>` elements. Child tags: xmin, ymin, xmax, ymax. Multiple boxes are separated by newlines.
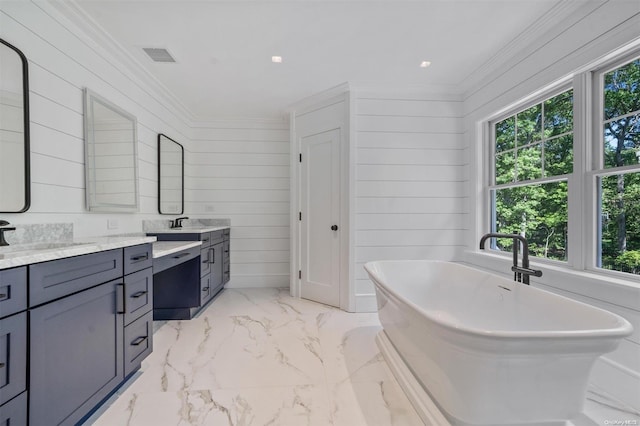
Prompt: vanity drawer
<box><xmin>200</xmin><ymin>274</ymin><xmax>211</xmax><ymax>304</ymax></box>
<box><xmin>200</xmin><ymin>247</ymin><xmax>211</xmax><ymax>277</ymax></box>
<box><xmin>210</xmin><ymin>230</ymin><xmax>224</xmax><ymax>246</ymax></box>
<box><xmin>223</xmin><ymin>240</ymin><xmax>230</xmax><ymax>263</ymax></box>
<box><xmin>0</xmin><ymin>312</ymin><xmax>27</xmax><ymax>406</ymax></box>
<box><xmin>124</xmin><ymin>244</ymin><xmax>153</xmax><ymax>275</ymax></box>
<box><xmin>223</xmin><ymin>263</ymin><xmax>230</xmax><ymax>284</ymax></box>
<box><xmin>0</xmin><ymin>267</ymin><xmax>27</xmax><ymax>319</ymax></box>
<box><xmin>0</xmin><ymin>391</ymin><xmax>27</xmax><ymax>426</ymax></box>
<box><xmin>123</xmin><ymin>268</ymin><xmax>153</xmax><ymax>326</ymax></box>
<box><xmin>29</xmin><ymin>249</ymin><xmax>123</xmax><ymax>307</ymax></box>
<box><xmin>200</xmin><ymin>232</ymin><xmax>212</xmax><ymax>247</ymax></box>
<box><xmin>153</xmin><ymin>248</ymin><xmax>199</xmax><ymax>274</ymax></box>
<box><xmin>124</xmin><ymin>310</ymin><xmax>153</xmax><ymax>377</ymax></box>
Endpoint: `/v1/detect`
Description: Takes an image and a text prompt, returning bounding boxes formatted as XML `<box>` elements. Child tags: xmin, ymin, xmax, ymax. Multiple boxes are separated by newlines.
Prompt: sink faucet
<box><xmin>0</xmin><ymin>220</ymin><xmax>16</xmax><ymax>247</ymax></box>
<box><xmin>479</xmin><ymin>233</ymin><xmax>543</xmax><ymax>285</ymax></box>
<box><xmin>170</xmin><ymin>217</ymin><xmax>189</xmax><ymax>229</ymax></box>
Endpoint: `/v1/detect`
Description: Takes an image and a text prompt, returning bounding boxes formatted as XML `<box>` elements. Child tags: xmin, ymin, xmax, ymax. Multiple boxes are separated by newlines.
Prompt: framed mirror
<box><xmin>84</xmin><ymin>88</ymin><xmax>139</xmax><ymax>212</ymax></box>
<box><xmin>0</xmin><ymin>38</ymin><xmax>30</xmax><ymax>213</ymax></box>
<box><xmin>158</xmin><ymin>134</ymin><xmax>184</xmax><ymax>214</ymax></box>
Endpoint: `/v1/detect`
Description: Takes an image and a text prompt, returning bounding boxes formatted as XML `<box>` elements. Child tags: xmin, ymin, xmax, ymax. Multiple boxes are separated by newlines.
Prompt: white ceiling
<box><xmin>68</xmin><ymin>0</ymin><xmax>584</xmax><ymax>121</ymax></box>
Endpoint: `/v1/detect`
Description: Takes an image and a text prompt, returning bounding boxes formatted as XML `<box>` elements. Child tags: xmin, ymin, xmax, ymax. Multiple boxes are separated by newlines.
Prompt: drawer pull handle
<box><xmin>202</xmin><ymin>238</ymin><xmax>210</xmax><ymax>243</ymax></box>
<box><xmin>209</xmin><ymin>248</ymin><xmax>215</xmax><ymax>264</ymax></box>
<box><xmin>131</xmin><ymin>336</ymin><xmax>148</xmax><ymax>346</ymax></box>
<box><xmin>224</xmin><ymin>250</ymin><xmax>229</xmax><ymax>253</ymax></box>
<box><xmin>172</xmin><ymin>253</ymin><xmax>191</xmax><ymax>259</ymax></box>
<box><xmin>0</xmin><ymin>292</ymin><xmax>7</xmax><ymax>299</ymax></box>
<box><xmin>0</xmin><ymin>362</ymin><xmax>5</xmax><ymax>368</ymax></box>
<box><xmin>202</xmin><ymin>287</ymin><xmax>209</xmax><ymax>291</ymax></box>
<box><xmin>131</xmin><ymin>290</ymin><xmax>148</xmax><ymax>298</ymax></box>
<box><xmin>131</xmin><ymin>254</ymin><xmax>149</xmax><ymax>262</ymax></box>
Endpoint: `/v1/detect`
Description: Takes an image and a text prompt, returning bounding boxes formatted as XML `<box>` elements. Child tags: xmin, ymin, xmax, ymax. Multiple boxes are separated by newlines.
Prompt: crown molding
<box><xmin>42</xmin><ymin>0</ymin><xmax>197</xmax><ymax>125</ymax></box>
<box><xmin>191</xmin><ymin>117</ymin><xmax>289</xmax><ymax>129</ymax></box>
<box><xmin>285</xmin><ymin>82</ymin><xmax>352</xmax><ymax>115</ymax></box>
<box><xmin>460</xmin><ymin>0</ymin><xmax>608</xmax><ymax>99</ymax></box>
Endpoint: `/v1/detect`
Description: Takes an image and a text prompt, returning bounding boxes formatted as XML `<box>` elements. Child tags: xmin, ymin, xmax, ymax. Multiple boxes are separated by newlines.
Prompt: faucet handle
<box><xmin>0</xmin><ymin>220</ymin><xmax>10</xmax><ymax>227</ymax></box>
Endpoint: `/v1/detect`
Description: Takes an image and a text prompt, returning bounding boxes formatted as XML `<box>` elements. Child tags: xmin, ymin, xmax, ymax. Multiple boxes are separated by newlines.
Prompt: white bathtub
<box><xmin>364</xmin><ymin>260</ymin><xmax>633</xmax><ymax>426</ymax></box>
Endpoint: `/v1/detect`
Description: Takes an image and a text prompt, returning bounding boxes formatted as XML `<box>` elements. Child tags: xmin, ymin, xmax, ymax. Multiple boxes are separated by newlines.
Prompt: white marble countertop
<box><xmin>0</xmin><ymin>235</ymin><xmax>157</xmax><ymax>270</ymax></box>
<box><xmin>146</xmin><ymin>226</ymin><xmax>229</xmax><ymax>234</ymax></box>
<box><xmin>152</xmin><ymin>241</ymin><xmax>202</xmax><ymax>259</ymax></box>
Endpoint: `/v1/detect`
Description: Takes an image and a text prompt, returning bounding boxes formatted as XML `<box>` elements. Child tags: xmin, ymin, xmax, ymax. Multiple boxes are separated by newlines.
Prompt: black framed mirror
<box><xmin>0</xmin><ymin>38</ymin><xmax>30</xmax><ymax>213</ymax></box>
<box><xmin>158</xmin><ymin>134</ymin><xmax>184</xmax><ymax>214</ymax></box>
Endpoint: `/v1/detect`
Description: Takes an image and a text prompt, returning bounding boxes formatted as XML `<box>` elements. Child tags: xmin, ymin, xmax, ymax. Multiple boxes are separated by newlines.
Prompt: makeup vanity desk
<box><xmin>149</xmin><ymin>227</ymin><xmax>230</xmax><ymax>320</ymax></box>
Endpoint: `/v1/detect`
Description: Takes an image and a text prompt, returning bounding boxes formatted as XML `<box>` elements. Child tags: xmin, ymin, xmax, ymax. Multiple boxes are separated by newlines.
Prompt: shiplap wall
<box><xmin>187</xmin><ymin>120</ymin><xmax>290</xmax><ymax>288</ymax></box>
<box><xmin>0</xmin><ymin>2</ymin><xmax>190</xmax><ymax>237</ymax></box>
<box><xmin>354</xmin><ymin>92</ymin><xmax>465</xmax><ymax>310</ymax></box>
<box><xmin>462</xmin><ymin>2</ymin><xmax>640</xmax><ymax>409</ymax></box>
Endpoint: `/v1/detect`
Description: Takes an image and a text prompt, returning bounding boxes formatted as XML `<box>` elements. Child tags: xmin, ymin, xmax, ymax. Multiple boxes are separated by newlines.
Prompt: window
<box><xmin>486</xmin><ymin>51</ymin><xmax>640</xmax><ymax>278</ymax></box>
<box><xmin>595</xmin><ymin>57</ymin><xmax>640</xmax><ymax>275</ymax></box>
<box><xmin>490</xmin><ymin>89</ymin><xmax>573</xmax><ymax>261</ymax></box>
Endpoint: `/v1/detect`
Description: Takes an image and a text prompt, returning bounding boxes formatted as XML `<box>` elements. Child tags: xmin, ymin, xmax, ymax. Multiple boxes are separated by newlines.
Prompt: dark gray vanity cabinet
<box><xmin>222</xmin><ymin>228</ymin><xmax>230</xmax><ymax>284</ymax></box>
<box><xmin>28</xmin><ymin>244</ymin><xmax>154</xmax><ymax>426</ymax></box>
<box><xmin>0</xmin><ymin>266</ymin><xmax>28</xmax><ymax>423</ymax></box>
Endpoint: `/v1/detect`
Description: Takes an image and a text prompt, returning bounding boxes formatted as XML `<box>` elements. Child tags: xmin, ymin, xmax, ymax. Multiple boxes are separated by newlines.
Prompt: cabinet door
<box><xmin>211</xmin><ymin>242</ymin><xmax>224</xmax><ymax>289</ymax></box>
<box><xmin>30</xmin><ymin>280</ymin><xmax>123</xmax><ymax>426</ymax></box>
<box><xmin>0</xmin><ymin>312</ymin><xmax>26</xmax><ymax>406</ymax></box>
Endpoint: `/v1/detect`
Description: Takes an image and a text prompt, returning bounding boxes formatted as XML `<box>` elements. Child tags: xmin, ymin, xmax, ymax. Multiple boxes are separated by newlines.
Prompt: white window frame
<box><xmin>483</xmin><ymin>48</ymin><xmax>640</xmax><ymax>283</ymax></box>
<box><xmin>587</xmin><ymin>51</ymin><xmax>640</xmax><ymax>279</ymax></box>
<box><xmin>486</xmin><ymin>82</ymin><xmax>575</xmax><ymax>268</ymax></box>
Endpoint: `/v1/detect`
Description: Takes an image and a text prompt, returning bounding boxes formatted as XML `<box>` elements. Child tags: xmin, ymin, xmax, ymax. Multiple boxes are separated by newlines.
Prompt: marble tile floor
<box><xmin>85</xmin><ymin>288</ymin><xmax>639</xmax><ymax>426</ymax></box>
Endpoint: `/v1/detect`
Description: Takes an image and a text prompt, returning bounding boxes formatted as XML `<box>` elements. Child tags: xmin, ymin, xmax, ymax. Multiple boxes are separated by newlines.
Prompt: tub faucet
<box><xmin>0</xmin><ymin>220</ymin><xmax>16</xmax><ymax>247</ymax></box>
<box><xmin>170</xmin><ymin>217</ymin><xmax>189</xmax><ymax>229</ymax></box>
<box><xmin>479</xmin><ymin>233</ymin><xmax>543</xmax><ymax>285</ymax></box>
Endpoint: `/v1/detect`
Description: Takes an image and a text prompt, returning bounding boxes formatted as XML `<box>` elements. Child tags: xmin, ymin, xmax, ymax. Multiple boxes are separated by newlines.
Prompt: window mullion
<box><xmin>569</xmin><ymin>72</ymin><xmax>590</xmax><ymax>270</ymax></box>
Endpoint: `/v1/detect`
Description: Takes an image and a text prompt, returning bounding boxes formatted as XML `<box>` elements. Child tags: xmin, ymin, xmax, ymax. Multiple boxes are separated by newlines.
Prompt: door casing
<box><xmin>289</xmin><ymin>87</ymin><xmax>355</xmax><ymax>312</ymax></box>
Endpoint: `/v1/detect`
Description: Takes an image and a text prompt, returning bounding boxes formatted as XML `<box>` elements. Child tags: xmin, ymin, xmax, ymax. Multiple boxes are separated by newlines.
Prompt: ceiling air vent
<box><xmin>142</xmin><ymin>47</ymin><xmax>176</xmax><ymax>63</ymax></box>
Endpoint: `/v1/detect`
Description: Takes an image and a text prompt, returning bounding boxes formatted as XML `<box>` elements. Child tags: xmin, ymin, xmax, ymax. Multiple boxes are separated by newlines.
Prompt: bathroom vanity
<box><xmin>0</xmin><ymin>236</ymin><xmax>156</xmax><ymax>426</ymax></box>
<box><xmin>148</xmin><ymin>227</ymin><xmax>230</xmax><ymax>320</ymax></box>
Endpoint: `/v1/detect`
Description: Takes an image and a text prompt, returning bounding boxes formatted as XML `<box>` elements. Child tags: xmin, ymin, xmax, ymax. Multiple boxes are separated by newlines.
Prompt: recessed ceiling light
<box><xmin>272</xmin><ymin>56</ymin><xmax>283</xmax><ymax>63</ymax></box>
<box><xmin>420</xmin><ymin>61</ymin><xmax>431</xmax><ymax>68</ymax></box>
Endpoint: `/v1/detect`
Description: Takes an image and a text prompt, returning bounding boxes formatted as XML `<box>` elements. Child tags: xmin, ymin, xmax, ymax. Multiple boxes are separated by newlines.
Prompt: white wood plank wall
<box><xmin>0</xmin><ymin>2</ymin><xmax>190</xmax><ymax>237</ymax></box>
<box><xmin>187</xmin><ymin>120</ymin><xmax>290</xmax><ymax>288</ymax></box>
<box><xmin>354</xmin><ymin>93</ymin><xmax>466</xmax><ymax>307</ymax></box>
<box><xmin>462</xmin><ymin>2</ymin><xmax>640</xmax><ymax>409</ymax></box>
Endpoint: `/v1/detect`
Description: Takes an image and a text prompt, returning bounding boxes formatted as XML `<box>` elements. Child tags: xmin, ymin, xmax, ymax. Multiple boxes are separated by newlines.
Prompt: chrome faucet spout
<box><xmin>479</xmin><ymin>233</ymin><xmax>542</xmax><ymax>285</ymax></box>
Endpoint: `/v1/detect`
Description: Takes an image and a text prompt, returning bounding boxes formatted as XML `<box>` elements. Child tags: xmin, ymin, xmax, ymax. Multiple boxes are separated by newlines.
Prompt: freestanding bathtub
<box><xmin>364</xmin><ymin>260</ymin><xmax>633</xmax><ymax>426</ymax></box>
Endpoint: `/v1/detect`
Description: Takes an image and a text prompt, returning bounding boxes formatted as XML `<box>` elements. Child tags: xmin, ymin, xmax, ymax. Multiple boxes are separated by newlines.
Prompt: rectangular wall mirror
<box><xmin>0</xmin><ymin>38</ymin><xmax>30</xmax><ymax>213</ymax></box>
<box><xmin>84</xmin><ymin>88</ymin><xmax>139</xmax><ymax>212</ymax></box>
<box><xmin>158</xmin><ymin>133</ymin><xmax>184</xmax><ymax>214</ymax></box>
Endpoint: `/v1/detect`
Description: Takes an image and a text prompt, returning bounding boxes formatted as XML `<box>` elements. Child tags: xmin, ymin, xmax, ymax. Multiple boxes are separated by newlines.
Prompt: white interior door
<box><xmin>300</xmin><ymin>128</ymin><xmax>341</xmax><ymax>307</ymax></box>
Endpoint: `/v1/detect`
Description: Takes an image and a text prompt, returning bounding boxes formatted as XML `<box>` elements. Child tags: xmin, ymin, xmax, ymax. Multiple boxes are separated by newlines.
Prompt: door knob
<box><xmin>331</xmin><ymin>225</ymin><xmax>338</xmax><ymax>231</ymax></box>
